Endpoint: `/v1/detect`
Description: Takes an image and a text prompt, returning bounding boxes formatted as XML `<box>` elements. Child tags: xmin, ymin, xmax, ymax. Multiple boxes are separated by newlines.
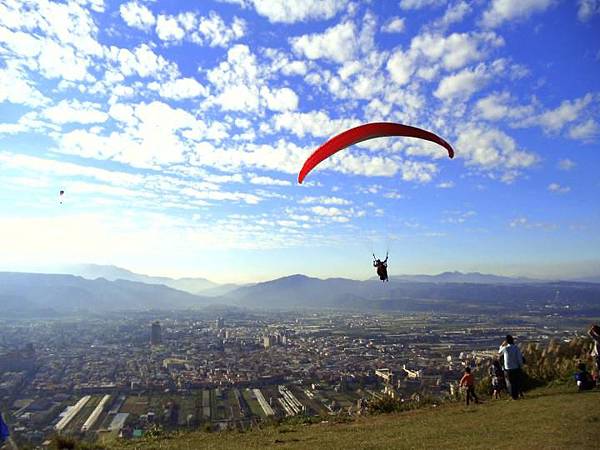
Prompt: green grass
<box><xmin>109</xmin><ymin>386</ymin><xmax>600</xmax><ymax>450</ymax></box>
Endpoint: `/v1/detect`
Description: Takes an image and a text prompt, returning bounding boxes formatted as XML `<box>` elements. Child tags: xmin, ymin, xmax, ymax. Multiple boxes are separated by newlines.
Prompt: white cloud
<box><xmin>120</xmin><ymin>1</ymin><xmax>155</xmax><ymax>30</ymax></box>
<box><xmin>249</xmin><ymin>175</ymin><xmax>292</xmax><ymax>186</ymax></box>
<box><xmin>0</xmin><ymin>152</ymin><xmax>143</xmax><ymax>186</ymax></box>
<box><xmin>411</xmin><ymin>32</ymin><xmax>504</xmax><ymax>71</ymax></box>
<box><xmin>299</xmin><ymin>196</ymin><xmax>352</xmax><ymax>205</ymax></box>
<box><xmin>434</xmin><ymin>64</ymin><xmax>491</xmax><ymax>100</ymax></box>
<box><xmin>154</xmin><ymin>11</ymin><xmax>245</xmax><ymax>47</ymax></box>
<box><xmin>291</xmin><ymin>21</ymin><xmax>358</xmax><ymax>64</ymax></box>
<box><xmin>250</xmin><ymin>0</ymin><xmax>350</xmax><ymax>23</ymax></box>
<box><xmin>0</xmin><ymin>111</ymin><xmax>58</xmax><ymax>135</ymax></box>
<box><xmin>475</xmin><ymin>92</ymin><xmax>534</xmax><ymax>121</ymax></box>
<box><xmin>381</xmin><ymin>191</ymin><xmax>403</xmax><ymax>199</ymax></box>
<box><xmin>0</xmin><ymin>66</ymin><xmax>48</xmax><ymax>106</ymax></box>
<box><xmin>156</xmin><ymin>15</ymin><xmax>185</xmax><ymax>41</ymax></box>
<box><xmin>399</xmin><ymin>160</ymin><xmax>438</xmax><ymax>183</ymax></box>
<box><xmin>206</xmin><ymin>44</ymin><xmax>298</xmax><ymax>113</ymax></box>
<box><xmin>387</xmin><ymin>31</ymin><xmax>503</xmax><ymax>86</ymax></box>
<box><xmin>197</xmin><ymin>12</ymin><xmax>246</xmax><ymax>47</ymax></box>
<box><xmin>42</xmin><ymin>100</ymin><xmax>108</xmax><ymax>124</ymax></box>
<box><xmin>381</xmin><ymin>17</ymin><xmax>406</xmax><ymax>33</ymax></box>
<box><xmin>548</xmin><ymin>183</ymin><xmax>570</xmax><ymax>193</ymax></box>
<box><xmin>509</xmin><ymin>216</ymin><xmax>557</xmax><ymax>230</ymax></box>
<box><xmin>55</xmin><ymin>101</ymin><xmax>208</xmax><ymax>168</ymax></box>
<box><xmin>189</xmin><ymin>139</ymin><xmax>311</xmax><ymax>175</ymax></box>
<box><xmin>523</xmin><ymin>94</ymin><xmax>594</xmax><ymax>133</ymax></box>
<box><xmin>442</xmin><ymin>210</ymin><xmax>476</xmax><ymax>224</ymax></box>
<box><xmin>455</xmin><ymin>125</ymin><xmax>539</xmax><ymax>178</ymax></box>
<box><xmin>273</xmin><ymin>110</ymin><xmax>358</xmax><ymax>138</ymax></box>
<box><xmin>437</xmin><ymin>181</ymin><xmax>455</xmax><ymax>189</ymax></box>
<box><xmin>482</xmin><ymin>0</ymin><xmax>555</xmax><ymax>28</ymax></box>
<box><xmin>329</xmin><ymin>152</ymin><xmax>401</xmax><ymax>178</ymax></box>
<box><xmin>106</xmin><ymin>44</ymin><xmax>179</xmax><ymax>80</ymax></box>
<box><xmin>261</xmin><ymin>87</ymin><xmax>299</xmax><ymax>112</ymax></box>
<box><xmin>148</xmin><ymin>77</ymin><xmax>209</xmax><ymax>100</ymax></box>
<box><xmin>0</xmin><ymin>0</ymin><xmax>104</xmax><ymax>83</ymax></box>
<box><xmin>431</xmin><ymin>1</ymin><xmax>472</xmax><ymax>29</ymax></box>
<box><xmin>400</xmin><ymin>0</ymin><xmax>445</xmax><ymax>9</ymax></box>
<box><xmin>310</xmin><ymin>206</ymin><xmax>345</xmax><ymax>216</ymax></box>
<box><xmin>577</xmin><ymin>0</ymin><xmax>600</xmax><ymax>21</ymax></box>
<box><xmin>387</xmin><ymin>50</ymin><xmax>416</xmax><ymax>85</ymax></box>
<box><xmin>558</xmin><ymin>159</ymin><xmax>576</xmax><ymax>171</ymax></box>
<box><xmin>568</xmin><ymin>118</ymin><xmax>600</xmax><ymax>142</ymax></box>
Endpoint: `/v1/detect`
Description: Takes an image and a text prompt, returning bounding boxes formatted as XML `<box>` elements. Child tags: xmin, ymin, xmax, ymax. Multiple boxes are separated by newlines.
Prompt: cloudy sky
<box><xmin>1</xmin><ymin>0</ymin><xmax>599</xmax><ymax>282</ymax></box>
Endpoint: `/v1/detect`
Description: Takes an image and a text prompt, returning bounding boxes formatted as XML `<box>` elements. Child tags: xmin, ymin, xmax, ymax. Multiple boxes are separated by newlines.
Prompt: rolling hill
<box><xmin>0</xmin><ymin>272</ymin><xmax>212</xmax><ymax>316</ymax></box>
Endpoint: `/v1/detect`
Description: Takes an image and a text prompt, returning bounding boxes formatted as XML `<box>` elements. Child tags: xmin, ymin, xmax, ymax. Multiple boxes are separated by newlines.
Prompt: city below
<box><xmin>0</xmin><ymin>309</ymin><xmax>588</xmax><ymax>447</ymax></box>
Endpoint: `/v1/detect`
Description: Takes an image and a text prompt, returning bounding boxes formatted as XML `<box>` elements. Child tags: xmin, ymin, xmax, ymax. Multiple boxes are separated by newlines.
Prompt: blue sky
<box><xmin>0</xmin><ymin>0</ymin><xmax>599</xmax><ymax>283</ymax></box>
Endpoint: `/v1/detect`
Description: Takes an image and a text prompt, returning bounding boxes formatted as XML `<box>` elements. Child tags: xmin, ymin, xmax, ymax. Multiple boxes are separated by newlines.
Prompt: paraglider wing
<box><xmin>297</xmin><ymin>122</ymin><xmax>455</xmax><ymax>184</ymax></box>
<box><xmin>59</xmin><ymin>190</ymin><xmax>64</xmax><ymax>195</ymax></box>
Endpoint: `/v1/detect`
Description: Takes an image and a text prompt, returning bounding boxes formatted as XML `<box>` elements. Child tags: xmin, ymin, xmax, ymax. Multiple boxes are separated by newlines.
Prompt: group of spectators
<box><xmin>459</xmin><ymin>325</ymin><xmax>600</xmax><ymax>406</ymax></box>
<box><xmin>459</xmin><ymin>334</ymin><xmax>525</xmax><ymax>405</ymax></box>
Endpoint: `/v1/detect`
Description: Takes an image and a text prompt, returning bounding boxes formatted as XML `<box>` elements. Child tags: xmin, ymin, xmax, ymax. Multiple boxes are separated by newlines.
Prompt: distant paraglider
<box><xmin>59</xmin><ymin>190</ymin><xmax>64</xmax><ymax>204</ymax></box>
<box><xmin>297</xmin><ymin>122</ymin><xmax>455</xmax><ymax>184</ymax></box>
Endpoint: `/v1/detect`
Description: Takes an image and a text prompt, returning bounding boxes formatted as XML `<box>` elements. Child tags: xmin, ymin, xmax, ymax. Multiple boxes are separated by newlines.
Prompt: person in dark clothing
<box><xmin>489</xmin><ymin>358</ymin><xmax>505</xmax><ymax>399</ymax></box>
<box><xmin>575</xmin><ymin>362</ymin><xmax>595</xmax><ymax>391</ymax></box>
<box><xmin>373</xmin><ymin>253</ymin><xmax>388</xmax><ymax>282</ymax></box>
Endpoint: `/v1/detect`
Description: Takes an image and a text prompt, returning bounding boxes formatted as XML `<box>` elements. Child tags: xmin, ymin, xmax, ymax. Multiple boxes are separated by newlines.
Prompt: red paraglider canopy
<box><xmin>298</xmin><ymin>122</ymin><xmax>455</xmax><ymax>184</ymax></box>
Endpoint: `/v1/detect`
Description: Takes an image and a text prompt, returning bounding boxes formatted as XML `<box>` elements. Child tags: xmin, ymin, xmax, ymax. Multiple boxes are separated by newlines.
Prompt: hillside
<box><xmin>56</xmin><ymin>264</ymin><xmax>225</xmax><ymax>295</ymax></box>
<box><xmin>106</xmin><ymin>386</ymin><xmax>599</xmax><ymax>450</ymax></box>
<box><xmin>0</xmin><ymin>272</ymin><xmax>212</xmax><ymax>315</ymax></box>
<box><xmin>223</xmin><ymin>274</ymin><xmax>600</xmax><ymax>314</ymax></box>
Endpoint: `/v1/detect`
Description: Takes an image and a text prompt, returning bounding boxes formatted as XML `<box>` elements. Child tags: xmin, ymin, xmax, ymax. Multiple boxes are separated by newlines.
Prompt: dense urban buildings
<box><xmin>0</xmin><ymin>309</ymin><xmax>585</xmax><ymax>447</ymax></box>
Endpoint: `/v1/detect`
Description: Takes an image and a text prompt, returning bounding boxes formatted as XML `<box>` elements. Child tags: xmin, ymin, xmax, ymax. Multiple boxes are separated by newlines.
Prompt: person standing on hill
<box><xmin>489</xmin><ymin>358</ymin><xmax>505</xmax><ymax>399</ymax></box>
<box><xmin>459</xmin><ymin>367</ymin><xmax>479</xmax><ymax>406</ymax></box>
<box><xmin>588</xmin><ymin>324</ymin><xmax>600</xmax><ymax>378</ymax></box>
<box><xmin>498</xmin><ymin>334</ymin><xmax>524</xmax><ymax>400</ymax></box>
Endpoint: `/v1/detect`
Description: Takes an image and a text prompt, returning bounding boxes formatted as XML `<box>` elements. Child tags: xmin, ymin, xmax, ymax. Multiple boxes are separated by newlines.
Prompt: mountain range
<box><xmin>56</xmin><ymin>264</ymin><xmax>240</xmax><ymax>296</ymax></box>
<box><xmin>0</xmin><ymin>272</ymin><xmax>212</xmax><ymax>316</ymax></box>
<box><xmin>2</xmin><ymin>266</ymin><xmax>600</xmax><ymax>317</ymax></box>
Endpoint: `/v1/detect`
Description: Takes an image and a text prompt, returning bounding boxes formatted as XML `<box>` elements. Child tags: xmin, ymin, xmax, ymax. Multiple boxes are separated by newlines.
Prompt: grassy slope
<box><xmin>111</xmin><ymin>386</ymin><xmax>600</xmax><ymax>450</ymax></box>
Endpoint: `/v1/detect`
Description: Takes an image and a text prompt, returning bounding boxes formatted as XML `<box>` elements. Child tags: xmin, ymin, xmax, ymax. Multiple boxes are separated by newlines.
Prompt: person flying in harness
<box><xmin>373</xmin><ymin>253</ymin><xmax>389</xmax><ymax>282</ymax></box>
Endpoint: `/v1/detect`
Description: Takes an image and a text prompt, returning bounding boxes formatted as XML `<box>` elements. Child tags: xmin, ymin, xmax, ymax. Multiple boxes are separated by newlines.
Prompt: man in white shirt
<box><xmin>498</xmin><ymin>334</ymin><xmax>524</xmax><ymax>400</ymax></box>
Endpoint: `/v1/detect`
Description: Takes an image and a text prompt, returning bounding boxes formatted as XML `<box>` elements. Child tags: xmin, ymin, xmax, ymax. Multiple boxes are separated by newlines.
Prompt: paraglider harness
<box><xmin>373</xmin><ymin>253</ymin><xmax>389</xmax><ymax>282</ymax></box>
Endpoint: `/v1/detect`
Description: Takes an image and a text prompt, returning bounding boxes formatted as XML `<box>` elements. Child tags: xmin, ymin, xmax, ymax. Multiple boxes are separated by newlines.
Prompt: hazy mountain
<box><xmin>200</xmin><ymin>283</ymin><xmax>247</xmax><ymax>297</ymax></box>
<box><xmin>388</xmin><ymin>271</ymin><xmax>539</xmax><ymax>284</ymax></box>
<box><xmin>4</xmin><ymin>270</ymin><xmax>600</xmax><ymax>316</ymax></box>
<box><xmin>568</xmin><ymin>275</ymin><xmax>600</xmax><ymax>284</ymax></box>
<box><xmin>0</xmin><ymin>272</ymin><xmax>212</xmax><ymax>316</ymax></box>
<box><xmin>57</xmin><ymin>264</ymin><xmax>222</xmax><ymax>294</ymax></box>
<box><xmin>223</xmin><ymin>274</ymin><xmax>600</xmax><ymax>313</ymax></box>
<box><xmin>223</xmin><ymin>274</ymin><xmax>375</xmax><ymax>308</ymax></box>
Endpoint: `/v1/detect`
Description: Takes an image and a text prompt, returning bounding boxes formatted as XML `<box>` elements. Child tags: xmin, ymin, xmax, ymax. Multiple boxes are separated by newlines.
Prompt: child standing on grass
<box><xmin>460</xmin><ymin>367</ymin><xmax>480</xmax><ymax>406</ymax></box>
<box><xmin>489</xmin><ymin>359</ymin><xmax>504</xmax><ymax>399</ymax></box>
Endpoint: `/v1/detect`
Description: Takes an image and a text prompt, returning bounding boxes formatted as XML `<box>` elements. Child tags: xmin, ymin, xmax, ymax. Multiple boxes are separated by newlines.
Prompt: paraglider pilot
<box><xmin>373</xmin><ymin>253</ymin><xmax>389</xmax><ymax>282</ymax></box>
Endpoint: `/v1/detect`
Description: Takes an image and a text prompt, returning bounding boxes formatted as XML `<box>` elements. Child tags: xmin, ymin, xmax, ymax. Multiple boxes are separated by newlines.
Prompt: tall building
<box><xmin>151</xmin><ymin>321</ymin><xmax>162</xmax><ymax>345</ymax></box>
<box><xmin>263</xmin><ymin>335</ymin><xmax>276</xmax><ymax>349</ymax></box>
<box><xmin>215</xmin><ymin>317</ymin><xmax>224</xmax><ymax>329</ymax></box>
